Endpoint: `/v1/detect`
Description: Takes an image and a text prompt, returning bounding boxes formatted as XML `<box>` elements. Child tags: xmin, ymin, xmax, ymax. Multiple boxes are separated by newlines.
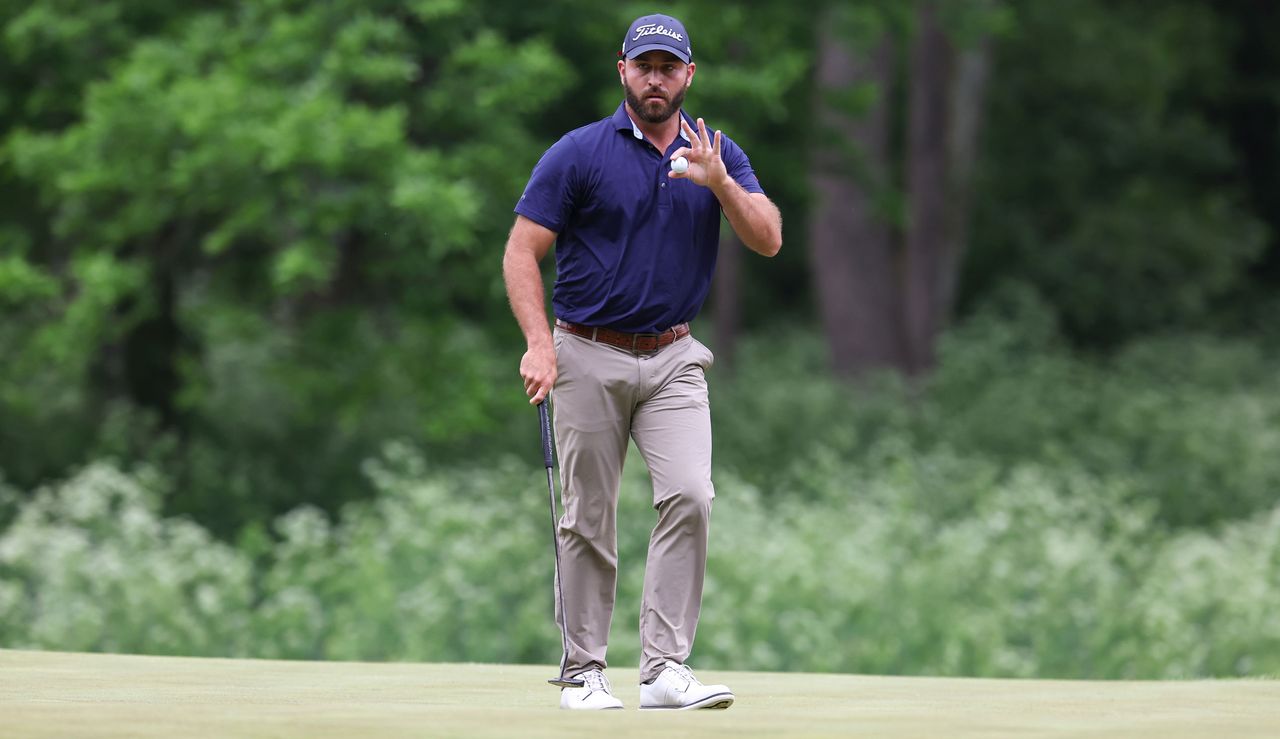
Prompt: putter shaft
<box><xmin>540</xmin><ymin>401</ymin><xmax>584</xmax><ymax>689</ymax></box>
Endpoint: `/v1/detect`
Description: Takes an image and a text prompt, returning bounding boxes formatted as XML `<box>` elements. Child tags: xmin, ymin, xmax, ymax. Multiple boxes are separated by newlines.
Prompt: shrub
<box><xmin>0</xmin><ymin>464</ymin><xmax>254</xmax><ymax>655</ymax></box>
<box><xmin>3</xmin><ymin>453</ymin><xmax>1279</xmax><ymax>679</ymax></box>
<box><xmin>711</xmin><ymin>301</ymin><xmax>1280</xmax><ymax>528</ymax></box>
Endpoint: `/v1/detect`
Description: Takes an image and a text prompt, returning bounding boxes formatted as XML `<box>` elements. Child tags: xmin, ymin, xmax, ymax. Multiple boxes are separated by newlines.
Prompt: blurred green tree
<box><xmin>965</xmin><ymin>0</ymin><xmax>1267</xmax><ymax>343</ymax></box>
<box><xmin>0</xmin><ymin>0</ymin><xmax>221</xmax><ymax>490</ymax></box>
<box><xmin>3</xmin><ymin>0</ymin><xmax>575</xmax><ymax>530</ymax></box>
<box><xmin>808</xmin><ymin>0</ymin><xmax>1006</xmax><ymax>377</ymax></box>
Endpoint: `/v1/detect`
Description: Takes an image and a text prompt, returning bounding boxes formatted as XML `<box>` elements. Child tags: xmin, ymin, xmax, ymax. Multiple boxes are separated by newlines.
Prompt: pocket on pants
<box><xmin>553</xmin><ymin>328</ymin><xmax>572</xmax><ymax>389</ymax></box>
<box><xmin>691</xmin><ymin>337</ymin><xmax>714</xmax><ymax>370</ymax></box>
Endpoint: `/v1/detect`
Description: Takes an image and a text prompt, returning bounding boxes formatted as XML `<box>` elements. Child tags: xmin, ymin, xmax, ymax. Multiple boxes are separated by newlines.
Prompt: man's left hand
<box><xmin>669</xmin><ymin>117</ymin><xmax>729</xmax><ymax>191</ymax></box>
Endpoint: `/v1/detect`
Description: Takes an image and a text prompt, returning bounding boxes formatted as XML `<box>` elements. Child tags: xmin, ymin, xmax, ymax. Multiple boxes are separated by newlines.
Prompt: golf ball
<box><xmin>671</xmin><ymin>156</ymin><xmax>688</xmax><ymax>174</ymax></box>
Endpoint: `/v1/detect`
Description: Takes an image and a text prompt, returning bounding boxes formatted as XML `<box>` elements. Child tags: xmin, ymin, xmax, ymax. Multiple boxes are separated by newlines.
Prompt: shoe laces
<box><xmin>581</xmin><ymin>669</ymin><xmax>611</xmax><ymax>693</ymax></box>
<box><xmin>667</xmin><ymin>662</ymin><xmax>701</xmax><ymax>685</ymax></box>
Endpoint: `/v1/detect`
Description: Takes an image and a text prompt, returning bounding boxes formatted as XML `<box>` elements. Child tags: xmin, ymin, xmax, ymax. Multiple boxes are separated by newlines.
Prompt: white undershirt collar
<box><xmin>631</xmin><ymin>116</ymin><xmax>692</xmax><ymax>143</ymax></box>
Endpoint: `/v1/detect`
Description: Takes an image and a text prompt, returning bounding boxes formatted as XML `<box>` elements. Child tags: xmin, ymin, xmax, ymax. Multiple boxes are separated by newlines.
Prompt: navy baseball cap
<box><xmin>621</xmin><ymin>14</ymin><xmax>692</xmax><ymax>63</ymax></box>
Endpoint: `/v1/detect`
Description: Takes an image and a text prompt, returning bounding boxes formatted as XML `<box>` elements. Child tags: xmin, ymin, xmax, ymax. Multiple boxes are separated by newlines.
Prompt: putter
<box><xmin>539</xmin><ymin>399</ymin><xmax>584</xmax><ymax>689</ymax></box>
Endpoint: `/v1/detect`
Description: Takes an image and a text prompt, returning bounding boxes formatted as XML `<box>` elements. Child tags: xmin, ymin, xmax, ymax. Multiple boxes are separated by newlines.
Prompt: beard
<box><xmin>624</xmin><ymin>82</ymin><xmax>687</xmax><ymax>124</ymax></box>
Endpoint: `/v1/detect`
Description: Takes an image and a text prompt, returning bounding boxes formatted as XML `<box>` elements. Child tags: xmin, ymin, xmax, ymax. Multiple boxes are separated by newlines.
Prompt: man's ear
<box><xmin>686</xmin><ymin>61</ymin><xmax>696</xmax><ymax>89</ymax></box>
<box><xmin>617</xmin><ymin>59</ymin><xmax>627</xmax><ymax>84</ymax></box>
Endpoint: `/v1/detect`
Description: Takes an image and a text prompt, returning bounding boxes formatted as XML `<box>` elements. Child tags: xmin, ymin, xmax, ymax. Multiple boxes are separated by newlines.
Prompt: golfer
<box><xmin>502</xmin><ymin>12</ymin><xmax>782</xmax><ymax>711</ymax></box>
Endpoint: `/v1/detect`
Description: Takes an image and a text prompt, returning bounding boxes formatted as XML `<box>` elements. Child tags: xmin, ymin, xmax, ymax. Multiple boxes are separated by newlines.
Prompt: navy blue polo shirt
<box><xmin>515</xmin><ymin>103</ymin><xmax>764</xmax><ymax>333</ymax></box>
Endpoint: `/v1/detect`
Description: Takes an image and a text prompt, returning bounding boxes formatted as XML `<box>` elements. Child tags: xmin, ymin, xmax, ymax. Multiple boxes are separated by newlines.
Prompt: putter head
<box><xmin>548</xmin><ymin>676</ymin><xmax>586</xmax><ymax>688</ymax></box>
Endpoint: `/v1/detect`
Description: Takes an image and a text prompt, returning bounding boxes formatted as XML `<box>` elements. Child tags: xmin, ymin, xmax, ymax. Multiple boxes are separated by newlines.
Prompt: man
<box><xmin>502</xmin><ymin>13</ymin><xmax>781</xmax><ymax>711</ymax></box>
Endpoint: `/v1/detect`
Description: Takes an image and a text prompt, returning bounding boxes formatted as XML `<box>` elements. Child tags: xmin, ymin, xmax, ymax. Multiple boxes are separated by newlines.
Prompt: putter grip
<box><xmin>538</xmin><ymin>401</ymin><xmax>554</xmax><ymax>469</ymax></box>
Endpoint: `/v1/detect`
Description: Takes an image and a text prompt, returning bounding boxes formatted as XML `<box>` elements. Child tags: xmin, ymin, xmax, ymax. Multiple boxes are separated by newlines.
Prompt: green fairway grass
<box><xmin>1</xmin><ymin>649</ymin><xmax>1277</xmax><ymax>737</ymax></box>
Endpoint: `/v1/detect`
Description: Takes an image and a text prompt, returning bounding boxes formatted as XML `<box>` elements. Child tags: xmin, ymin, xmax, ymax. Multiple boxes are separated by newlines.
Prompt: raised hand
<box><xmin>669</xmin><ymin>117</ymin><xmax>728</xmax><ymax>190</ymax></box>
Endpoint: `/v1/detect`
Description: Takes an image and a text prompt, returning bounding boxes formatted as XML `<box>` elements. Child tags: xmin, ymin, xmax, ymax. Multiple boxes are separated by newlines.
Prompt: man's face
<box><xmin>619</xmin><ymin>51</ymin><xmax>694</xmax><ymax>124</ymax></box>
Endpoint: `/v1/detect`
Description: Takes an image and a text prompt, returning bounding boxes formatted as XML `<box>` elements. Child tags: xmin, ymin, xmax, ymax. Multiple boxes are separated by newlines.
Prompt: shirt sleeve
<box><xmin>514</xmin><ymin>134</ymin><xmax>579</xmax><ymax>232</ymax></box>
<box><xmin>722</xmin><ymin>136</ymin><xmax>765</xmax><ymax>195</ymax></box>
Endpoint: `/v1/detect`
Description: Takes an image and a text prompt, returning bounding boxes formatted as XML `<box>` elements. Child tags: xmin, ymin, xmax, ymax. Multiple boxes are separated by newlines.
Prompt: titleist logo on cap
<box><xmin>631</xmin><ymin>23</ymin><xmax>683</xmax><ymax>43</ymax></box>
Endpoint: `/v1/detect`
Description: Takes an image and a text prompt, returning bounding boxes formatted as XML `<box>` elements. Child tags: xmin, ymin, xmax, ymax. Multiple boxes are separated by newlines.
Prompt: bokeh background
<box><xmin>2</xmin><ymin>0</ymin><xmax>1279</xmax><ymax>679</ymax></box>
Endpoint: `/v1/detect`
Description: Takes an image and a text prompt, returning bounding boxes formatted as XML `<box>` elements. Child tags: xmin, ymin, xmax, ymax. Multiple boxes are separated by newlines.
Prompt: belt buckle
<box><xmin>632</xmin><ymin>332</ymin><xmax>660</xmax><ymax>354</ymax></box>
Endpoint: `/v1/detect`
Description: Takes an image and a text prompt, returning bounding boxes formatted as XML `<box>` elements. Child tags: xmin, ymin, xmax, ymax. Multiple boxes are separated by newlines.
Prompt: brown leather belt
<box><xmin>555</xmin><ymin>319</ymin><xmax>690</xmax><ymax>354</ymax></box>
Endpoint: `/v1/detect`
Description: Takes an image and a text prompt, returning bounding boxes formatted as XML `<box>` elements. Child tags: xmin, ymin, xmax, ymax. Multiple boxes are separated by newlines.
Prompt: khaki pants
<box><xmin>551</xmin><ymin>327</ymin><xmax>716</xmax><ymax>684</ymax></box>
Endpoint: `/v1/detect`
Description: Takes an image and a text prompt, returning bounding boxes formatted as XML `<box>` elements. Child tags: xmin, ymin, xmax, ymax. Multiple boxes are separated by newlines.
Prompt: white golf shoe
<box><xmin>559</xmin><ymin>669</ymin><xmax>624</xmax><ymax>710</ymax></box>
<box><xmin>639</xmin><ymin>661</ymin><xmax>735</xmax><ymax>710</ymax></box>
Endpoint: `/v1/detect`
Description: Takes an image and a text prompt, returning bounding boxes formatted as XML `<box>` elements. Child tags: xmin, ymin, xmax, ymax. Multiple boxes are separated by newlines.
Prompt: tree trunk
<box><xmin>122</xmin><ymin>228</ymin><xmax>185</xmax><ymax>431</ymax></box>
<box><xmin>712</xmin><ymin>230</ymin><xmax>743</xmax><ymax>371</ymax></box>
<box><xmin>940</xmin><ymin>36</ymin><xmax>992</xmax><ymax>322</ymax></box>
<box><xmin>903</xmin><ymin>0</ymin><xmax>953</xmax><ymax>375</ymax></box>
<box><xmin>809</xmin><ymin>19</ymin><xmax>902</xmax><ymax>377</ymax></box>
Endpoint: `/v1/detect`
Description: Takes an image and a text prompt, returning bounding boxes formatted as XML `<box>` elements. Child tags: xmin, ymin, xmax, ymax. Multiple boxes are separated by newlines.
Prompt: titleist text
<box><xmin>631</xmin><ymin>24</ymin><xmax>683</xmax><ymax>43</ymax></box>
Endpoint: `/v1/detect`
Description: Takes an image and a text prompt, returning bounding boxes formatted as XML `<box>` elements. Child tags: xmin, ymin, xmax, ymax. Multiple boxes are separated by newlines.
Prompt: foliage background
<box><xmin>2</xmin><ymin>0</ymin><xmax>1279</xmax><ymax>678</ymax></box>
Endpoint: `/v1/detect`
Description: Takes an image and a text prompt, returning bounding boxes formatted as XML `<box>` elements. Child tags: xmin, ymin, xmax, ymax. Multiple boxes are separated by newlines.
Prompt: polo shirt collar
<box><xmin>612</xmin><ymin>102</ymin><xmax>692</xmax><ymax>143</ymax></box>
